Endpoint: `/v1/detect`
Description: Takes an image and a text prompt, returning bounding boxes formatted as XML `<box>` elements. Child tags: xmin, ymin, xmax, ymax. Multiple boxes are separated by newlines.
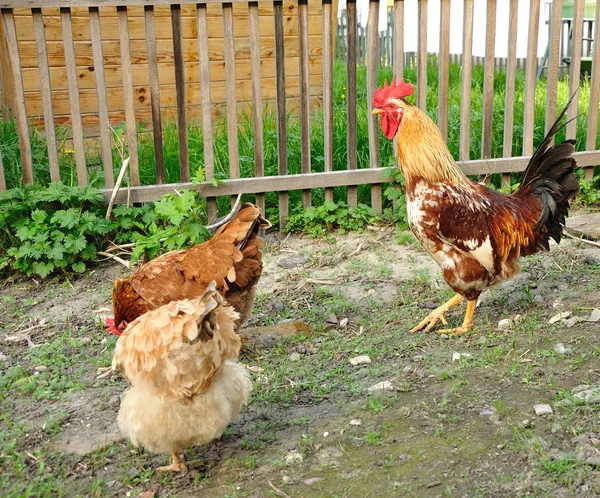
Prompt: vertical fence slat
<box><xmin>248</xmin><ymin>1</ymin><xmax>264</xmax><ymax>214</ymax></box>
<box><xmin>117</xmin><ymin>6</ymin><xmax>139</xmax><ymax>185</ymax></box>
<box><xmin>502</xmin><ymin>0</ymin><xmax>518</xmax><ymax>189</ymax></box>
<box><xmin>417</xmin><ymin>0</ymin><xmax>428</xmax><ymax>111</ymax></box>
<box><xmin>545</xmin><ymin>0</ymin><xmax>563</xmax><ymax>141</ymax></box>
<box><xmin>323</xmin><ymin>0</ymin><xmax>334</xmax><ymax>203</ymax></box>
<box><xmin>438</xmin><ymin>0</ymin><xmax>450</xmax><ymax>141</ymax></box>
<box><xmin>144</xmin><ymin>5</ymin><xmax>164</xmax><ymax>184</ymax></box>
<box><xmin>222</xmin><ymin>2</ymin><xmax>239</xmax><ymax>204</ymax></box>
<box><xmin>0</xmin><ymin>142</ymin><xmax>5</xmax><ymax>191</ymax></box>
<box><xmin>60</xmin><ymin>7</ymin><xmax>86</xmax><ymax>185</ymax></box>
<box><xmin>346</xmin><ymin>0</ymin><xmax>358</xmax><ymax>207</ymax></box>
<box><xmin>481</xmin><ymin>0</ymin><xmax>496</xmax><ymax>161</ymax></box>
<box><xmin>298</xmin><ymin>0</ymin><xmax>311</xmax><ymax>208</ymax></box>
<box><xmin>460</xmin><ymin>0</ymin><xmax>473</xmax><ymax>161</ymax></box>
<box><xmin>566</xmin><ymin>0</ymin><xmax>584</xmax><ymax>141</ymax></box>
<box><xmin>273</xmin><ymin>0</ymin><xmax>288</xmax><ymax>228</ymax></box>
<box><xmin>32</xmin><ymin>8</ymin><xmax>59</xmax><ymax>183</ymax></box>
<box><xmin>367</xmin><ymin>0</ymin><xmax>382</xmax><ymax>215</ymax></box>
<box><xmin>586</xmin><ymin>0</ymin><xmax>600</xmax><ymax>179</ymax></box>
<box><xmin>89</xmin><ymin>6</ymin><xmax>113</xmax><ymax>188</ymax></box>
<box><xmin>197</xmin><ymin>3</ymin><xmax>216</xmax><ymax>220</ymax></box>
<box><xmin>392</xmin><ymin>0</ymin><xmax>404</xmax><ymax>160</ymax></box>
<box><xmin>523</xmin><ymin>0</ymin><xmax>541</xmax><ymax>156</ymax></box>
<box><xmin>171</xmin><ymin>4</ymin><xmax>189</xmax><ymax>183</ymax></box>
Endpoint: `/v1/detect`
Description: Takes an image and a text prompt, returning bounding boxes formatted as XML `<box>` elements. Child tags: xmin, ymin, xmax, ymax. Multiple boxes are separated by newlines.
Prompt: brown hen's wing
<box><xmin>112</xmin><ymin>284</ymin><xmax>241</xmax><ymax>399</ymax></box>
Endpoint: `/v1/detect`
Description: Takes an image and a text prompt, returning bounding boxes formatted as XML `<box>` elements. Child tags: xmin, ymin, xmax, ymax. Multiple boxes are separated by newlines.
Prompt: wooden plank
<box><xmin>298</xmin><ymin>0</ymin><xmax>311</xmax><ymax>208</ymax></box>
<box><xmin>144</xmin><ymin>5</ymin><xmax>164</xmax><ymax>183</ymax></box>
<box><xmin>0</xmin><ymin>20</ymin><xmax>9</xmax><ymax>123</ymax></box>
<box><xmin>437</xmin><ymin>0</ymin><xmax>450</xmax><ymax>141</ymax></box>
<box><xmin>117</xmin><ymin>6</ymin><xmax>139</xmax><ymax>185</ymax></box>
<box><xmin>585</xmin><ymin>0</ymin><xmax>600</xmax><ymax>180</ymax></box>
<box><xmin>101</xmin><ymin>151</ymin><xmax>600</xmax><ymax>204</ymax></box>
<box><xmin>0</xmin><ymin>135</ymin><xmax>5</xmax><ymax>190</ymax></box>
<box><xmin>273</xmin><ymin>0</ymin><xmax>288</xmax><ymax>228</ymax></box>
<box><xmin>545</xmin><ymin>0</ymin><xmax>563</xmax><ymax>141</ymax></box>
<box><xmin>367</xmin><ymin>0</ymin><xmax>381</xmax><ymax>215</ymax></box>
<box><xmin>2</xmin><ymin>8</ymin><xmax>33</xmax><ymax>184</ymax></box>
<box><xmin>60</xmin><ymin>7</ymin><xmax>87</xmax><ymax>184</ymax></box>
<box><xmin>89</xmin><ymin>6</ymin><xmax>113</xmax><ymax>187</ymax></box>
<box><xmin>523</xmin><ymin>0</ymin><xmax>540</xmax><ymax>156</ymax></box>
<box><xmin>223</xmin><ymin>2</ymin><xmax>239</xmax><ymax>202</ymax></box>
<box><xmin>566</xmin><ymin>0</ymin><xmax>584</xmax><ymax>141</ymax></box>
<box><xmin>171</xmin><ymin>3</ymin><xmax>189</xmax><ymax>182</ymax></box>
<box><xmin>502</xmin><ymin>0</ymin><xmax>518</xmax><ymax>190</ymax></box>
<box><xmin>346</xmin><ymin>0</ymin><xmax>357</xmax><ymax>207</ymax></box>
<box><xmin>459</xmin><ymin>0</ymin><xmax>473</xmax><ymax>161</ymax></box>
<box><xmin>391</xmin><ymin>0</ymin><xmax>403</xmax><ymax>161</ymax></box>
<box><xmin>322</xmin><ymin>0</ymin><xmax>333</xmax><ymax>202</ymax></box>
<box><xmin>248</xmin><ymin>1</ymin><xmax>264</xmax><ymax>214</ymax></box>
<box><xmin>2</xmin><ymin>0</ymin><xmax>254</xmax><ymax>7</ymax></box>
<box><xmin>197</xmin><ymin>3</ymin><xmax>216</xmax><ymax>220</ymax></box>
<box><xmin>481</xmin><ymin>0</ymin><xmax>496</xmax><ymax>160</ymax></box>
<box><xmin>32</xmin><ymin>8</ymin><xmax>60</xmax><ymax>183</ymax></box>
<box><xmin>417</xmin><ymin>0</ymin><xmax>427</xmax><ymax>111</ymax></box>
<box><xmin>565</xmin><ymin>213</ymin><xmax>600</xmax><ymax>241</ymax></box>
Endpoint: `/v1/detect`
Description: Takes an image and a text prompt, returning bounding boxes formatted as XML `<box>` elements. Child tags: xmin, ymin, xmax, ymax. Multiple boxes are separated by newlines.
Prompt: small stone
<box><xmin>497</xmin><ymin>319</ymin><xmax>512</xmax><ymax>331</ymax></box>
<box><xmin>554</xmin><ymin>343</ymin><xmax>567</xmax><ymax>355</ymax></box>
<box><xmin>534</xmin><ymin>295</ymin><xmax>544</xmax><ymax>304</ymax></box>
<box><xmin>480</xmin><ymin>408</ymin><xmax>496</xmax><ymax>416</ymax></box>
<box><xmin>349</xmin><ymin>419</ymin><xmax>362</xmax><ymax>426</ymax></box>
<box><xmin>128</xmin><ymin>467</ymin><xmax>139</xmax><ymax>478</ymax></box>
<box><xmin>533</xmin><ymin>404</ymin><xmax>553</xmax><ymax>416</ymax></box>
<box><xmin>278</xmin><ymin>255</ymin><xmax>309</xmax><ymax>269</ymax></box>
<box><xmin>477</xmin><ymin>336</ymin><xmax>487</xmax><ymax>346</ymax></box>
<box><xmin>326</xmin><ymin>314</ymin><xmax>338</xmax><ymax>324</ymax></box>
<box><xmin>521</xmin><ymin>419</ymin><xmax>534</xmax><ymax>428</ymax></box>
<box><xmin>426</xmin><ymin>481</ymin><xmax>442</xmax><ymax>488</ymax></box>
<box><xmin>274</xmin><ymin>301</ymin><xmax>285</xmax><ymax>312</ymax></box>
<box><xmin>106</xmin><ymin>480</ymin><xmax>117</xmax><ymax>489</ymax></box>
<box><xmin>588</xmin><ymin>309</ymin><xmax>600</xmax><ymax>323</ymax></box>
<box><xmin>439</xmin><ymin>334</ymin><xmax>449</xmax><ymax>340</ymax></box>
<box><xmin>368</xmin><ymin>380</ymin><xmax>393</xmax><ymax>392</ymax></box>
<box><xmin>247</xmin><ymin>365</ymin><xmax>264</xmax><ymax>373</ymax></box>
<box><xmin>285</xmin><ymin>450</ymin><xmax>304</xmax><ymax>464</ymax></box>
<box><xmin>323</xmin><ymin>432</ymin><xmax>329</xmax><ymax>438</ymax></box>
<box><xmin>572</xmin><ymin>384</ymin><xmax>592</xmax><ymax>393</ymax></box>
<box><xmin>80</xmin><ymin>337</ymin><xmax>92</xmax><ymax>344</ymax></box>
<box><xmin>412</xmin><ymin>355</ymin><xmax>424</xmax><ymax>362</ymax></box>
<box><xmin>0</xmin><ymin>353</ymin><xmax>10</xmax><ymax>364</ymax></box>
<box><xmin>549</xmin><ymin>311</ymin><xmax>571</xmax><ymax>324</ymax></box>
<box><xmin>402</xmin><ymin>365</ymin><xmax>413</xmax><ymax>374</ymax></box>
<box><xmin>555</xmin><ymin>399</ymin><xmax>573</xmax><ymax>408</ymax></box>
<box><xmin>564</xmin><ymin>317</ymin><xmax>580</xmax><ymax>328</ymax></box>
<box><xmin>573</xmin><ymin>388</ymin><xmax>600</xmax><ymax>405</ymax></box>
<box><xmin>302</xmin><ymin>477</ymin><xmax>323</xmax><ymax>486</ymax></box>
<box><xmin>109</xmin><ymin>395</ymin><xmax>121</xmax><ymax>409</ymax></box>
<box><xmin>289</xmin><ymin>352</ymin><xmax>301</xmax><ymax>362</ymax></box>
<box><xmin>34</xmin><ymin>365</ymin><xmax>47</xmax><ymax>372</ymax></box>
<box><xmin>349</xmin><ymin>355</ymin><xmax>371</xmax><ymax>366</ymax></box>
<box><xmin>552</xmin><ymin>298</ymin><xmax>564</xmax><ymax>309</ymax></box>
<box><xmin>367</xmin><ymin>289</ymin><xmax>376</xmax><ymax>296</ymax></box>
<box><xmin>282</xmin><ymin>475</ymin><xmax>292</xmax><ymax>484</ymax></box>
<box><xmin>551</xmin><ymin>423</ymin><xmax>562</xmax><ymax>433</ymax></box>
<box><xmin>339</xmin><ymin>318</ymin><xmax>349</xmax><ymax>328</ymax></box>
<box><xmin>399</xmin><ymin>406</ymin><xmax>411</xmax><ymax>418</ymax></box>
<box><xmin>452</xmin><ymin>352</ymin><xmax>472</xmax><ymax>361</ymax></box>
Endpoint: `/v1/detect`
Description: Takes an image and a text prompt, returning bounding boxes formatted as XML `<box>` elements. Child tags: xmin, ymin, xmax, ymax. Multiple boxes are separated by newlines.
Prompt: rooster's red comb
<box><xmin>372</xmin><ymin>76</ymin><xmax>414</xmax><ymax>108</ymax></box>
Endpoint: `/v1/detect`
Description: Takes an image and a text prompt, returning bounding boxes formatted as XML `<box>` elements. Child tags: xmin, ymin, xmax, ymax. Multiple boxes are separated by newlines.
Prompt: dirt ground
<box><xmin>1</xmin><ymin>228</ymin><xmax>600</xmax><ymax>497</ymax></box>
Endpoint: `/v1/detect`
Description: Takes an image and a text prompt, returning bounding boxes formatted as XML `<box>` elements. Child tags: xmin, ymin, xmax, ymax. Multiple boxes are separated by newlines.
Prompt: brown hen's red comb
<box><xmin>372</xmin><ymin>76</ymin><xmax>414</xmax><ymax>108</ymax></box>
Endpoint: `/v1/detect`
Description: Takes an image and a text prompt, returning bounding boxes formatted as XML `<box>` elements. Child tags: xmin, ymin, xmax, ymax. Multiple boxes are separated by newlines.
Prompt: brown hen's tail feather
<box><xmin>516</xmin><ymin>96</ymin><xmax>580</xmax><ymax>246</ymax></box>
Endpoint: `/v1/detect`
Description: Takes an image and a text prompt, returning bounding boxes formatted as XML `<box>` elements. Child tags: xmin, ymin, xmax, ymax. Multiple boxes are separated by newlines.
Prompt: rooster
<box><xmin>113</xmin><ymin>283</ymin><xmax>252</xmax><ymax>473</ymax></box>
<box><xmin>372</xmin><ymin>77</ymin><xmax>579</xmax><ymax>336</ymax></box>
<box><xmin>105</xmin><ymin>202</ymin><xmax>271</xmax><ymax>336</ymax></box>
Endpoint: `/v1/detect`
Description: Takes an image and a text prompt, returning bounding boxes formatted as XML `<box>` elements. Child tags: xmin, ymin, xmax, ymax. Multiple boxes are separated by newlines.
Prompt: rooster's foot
<box><xmin>409</xmin><ymin>309</ymin><xmax>448</xmax><ymax>333</ymax></box>
<box><xmin>157</xmin><ymin>453</ymin><xmax>188</xmax><ymax>474</ymax></box>
<box><xmin>436</xmin><ymin>326</ymin><xmax>472</xmax><ymax>337</ymax></box>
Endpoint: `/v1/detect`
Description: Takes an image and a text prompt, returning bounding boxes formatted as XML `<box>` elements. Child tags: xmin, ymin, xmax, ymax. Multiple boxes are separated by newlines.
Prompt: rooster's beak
<box><xmin>372</xmin><ymin>109</ymin><xmax>383</xmax><ymax>115</ymax></box>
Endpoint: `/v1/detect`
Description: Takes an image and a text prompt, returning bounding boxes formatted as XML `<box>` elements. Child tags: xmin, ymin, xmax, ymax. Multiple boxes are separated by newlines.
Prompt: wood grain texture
<box><xmin>0</xmin><ymin>133</ymin><xmax>5</xmax><ymax>190</ymax></box>
<box><xmin>367</xmin><ymin>0</ymin><xmax>381</xmax><ymax>215</ymax></box>
<box><xmin>392</xmin><ymin>0</ymin><xmax>403</xmax><ymax>161</ymax></box>
<box><xmin>437</xmin><ymin>0</ymin><xmax>450</xmax><ymax>141</ymax></box>
<box><xmin>2</xmin><ymin>0</ymin><xmax>252</xmax><ymax>7</ymax></box>
<box><xmin>566</xmin><ymin>0</ymin><xmax>584</xmax><ymax>141</ymax></box>
<box><xmin>459</xmin><ymin>0</ymin><xmax>473</xmax><ymax>161</ymax></box>
<box><xmin>273</xmin><ymin>0</ymin><xmax>288</xmax><ymax>228</ymax></box>
<box><xmin>502</xmin><ymin>0</ymin><xmax>518</xmax><ymax>189</ymax></box>
<box><xmin>417</xmin><ymin>0</ymin><xmax>427</xmax><ymax>112</ymax></box>
<box><xmin>144</xmin><ymin>5</ymin><xmax>165</xmax><ymax>183</ymax></box>
<box><xmin>171</xmin><ymin>3</ymin><xmax>189</xmax><ymax>182</ymax></box>
<box><xmin>196</xmin><ymin>3</ymin><xmax>216</xmax><ymax>220</ymax></box>
<box><xmin>298</xmin><ymin>0</ymin><xmax>311</xmax><ymax>208</ymax></box>
<box><xmin>117</xmin><ymin>5</ymin><xmax>139</xmax><ymax>185</ymax></box>
<box><xmin>0</xmin><ymin>22</ymin><xmax>10</xmax><ymax>123</ymax></box>
<box><xmin>32</xmin><ymin>8</ymin><xmax>60</xmax><ymax>182</ymax></box>
<box><xmin>248</xmin><ymin>1</ymin><xmax>264</xmax><ymax>213</ymax></box>
<box><xmin>481</xmin><ymin>0</ymin><xmax>496</xmax><ymax>160</ymax></box>
<box><xmin>565</xmin><ymin>213</ymin><xmax>600</xmax><ymax>240</ymax></box>
<box><xmin>89</xmin><ymin>6</ymin><xmax>114</xmax><ymax>187</ymax></box>
<box><xmin>523</xmin><ymin>0</ymin><xmax>540</xmax><ymax>155</ymax></box>
<box><xmin>60</xmin><ymin>7</ymin><xmax>87</xmax><ymax>185</ymax></box>
<box><xmin>322</xmin><ymin>0</ymin><xmax>333</xmax><ymax>202</ymax></box>
<box><xmin>544</xmin><ymin>0</ymin><xmax>563</xmax><ymax>140</ymax></box>
<box><xmin>346</xmin><ymin>0</ymin><xmax>357</xmax><ymax>207</ymax></box>
<box><xmin>585</xmin><ymin>0</ymin><xmax>600</xmax><ymax>179</ymax></box>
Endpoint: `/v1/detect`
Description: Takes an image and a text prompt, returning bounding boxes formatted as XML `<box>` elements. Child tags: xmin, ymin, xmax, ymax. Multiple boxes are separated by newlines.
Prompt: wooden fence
<box><xmin>1</xmin><ymin>0</ymin><xmax>600</xmax><ymax>231</ymax></box>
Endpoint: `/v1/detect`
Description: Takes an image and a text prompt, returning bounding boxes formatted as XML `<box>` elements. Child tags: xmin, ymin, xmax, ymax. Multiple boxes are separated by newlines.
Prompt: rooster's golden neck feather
<box><xmin>396</xmin><ymin>104</ymin><xmax>468</xmax><ymax>188</ymax></box>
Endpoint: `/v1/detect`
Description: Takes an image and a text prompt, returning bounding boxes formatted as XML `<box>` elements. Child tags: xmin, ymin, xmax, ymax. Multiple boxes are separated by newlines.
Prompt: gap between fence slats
<box><xmin>523</xmin><ymin>0</ymin><xmax>541</xmax><ymax>156</ymax></box>
<box><xmin>248</xmin><ymin>1</ymin><xmax>264</xmax><ymax>214</ymax></box>
<box><xmin>545</xmin><ymin>0</ymin><xmax>563</xmax><ymax>142</ymax></box>
<box><xmin>459</xmin><ymin>0</ymin><xmax>473</xmax><ymax>161</ymax></box>
<box><xmin>89</xmin><ymin>6</ymin><xmax>113</xmax><ymax>188</ymax></box>
<box><xmin>502</xmin><ymin>0</ymin><xmax>518</xmax><ymax>190</ymax></box>
<box><xmin>298</xmin><ymin>0</ymin><xmax>311</xmax><ymax>208</ymax></box>
<box><xmin>437</xmin><ymin>0</ymin><xmax>450</xmax><ymax>141</ymax></box>
<box><xmin>322</xmin><ymin>0</ymin><xmax>333</xmax><ymax>203</ymax></box>
<box><xmin>346</xmin><ymin>0</ymin><xmax>357</xmax><ymax>207</ymax></box>
<box><xmin>586</xmin><ymin>0</ymin><xmax>600</xmax><ymax>179</ymax></box>
<box><xmin>32</xmin><ymin>8</ymin><xmax>59</xmax><ymax>183</ymax></box>
<box><xmin>367</xmin><ymin>0</ymin><xmax>381</xmax><ymax>215</ymax></box>
<box><xmin>273</xmin><ymin>0</ymin><xmax>288</xmax><ymax>228</ymax></box>
<box><xmin>144</xmin><ymin>5</ymin><xmax>164</xmax><ymax>184</ymax></box>
<box><xmin>481</xmin><ymin>0</ymin><xmax>496</xmax><ymax>162</ymax></box>
<box><xmin>116</xmin><ymin>5</ymin><xmax>139</xmax><ymax>185</ymax></box>
<box><xmin>417</xmin><ymin>0</ymin><xmax>427</xmax><ymax>111</ymax></box>
<box><xmin>60</xmin><ymin>7</ymin><xmax>87</xmax><ymax>185</ymax></box>
<box><xmin>171</xmin><ymin>3</ymin><xmax>189</xmax><ymax>182</ymax></box>
<box><xmin>566</xmin><ymin>0</ymin><xmax>584</xmax><ymax>141</ymax></box>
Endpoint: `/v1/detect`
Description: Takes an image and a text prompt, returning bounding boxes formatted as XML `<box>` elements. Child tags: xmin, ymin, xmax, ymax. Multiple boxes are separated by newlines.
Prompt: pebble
<box><xmin>349</xmin><ymin>419</ymin><xmax>362</xmax><ymax>426</ymax></box>
<box><xmin>288</xmin><ymin>352</ymin><xmax>301</xmax><ymax>362</ymax></box>
<box><xmin>278</xmin><ymin>254</ymin><xmax>309</xmax><ymax>269</ymax></box>
<box><xmin>572</xmin><ymin>384</ymin><xmax>592</xmax><ymax>393</ymax></box>
<box><xmin>303</xmin><ymin>477</ymin><xmax>323</xmax><ymax>486</ymax></box>
<box><xmin>534</xmin><ymin>295</ymin><xmax>544</xmax><ymax>304</ymax></box>
<box><xmin>247</xmin><ymin>365</ymin><xmax>264</xmax><ymax>373</ymax></box>
<box><xmin>533</xmin><ymin>404</ymin><xmax>553</xmax><ymax>416</ymax></box>
<box><xmin>339</xmin><ymin>318</ymin><xmax>349</xmax><ymax>328</ymax></box>
<box><xmin>367</xmin><ymin>380</ymin><xmax>393</xmax><ymax>392</ymax></box>
<box><xmin>349</xmin><ymin>355</ymin><xmax>371</xmax><ymax>366</ymax></box>
<box><xmin>552</xmin><ymin>298</ymin><xmax>564</xmax><ymax>309</ymax></box>
<box><xmin>326</xmin><ymin>314</ymin><xmax>338</xmax><ymax>324</ymax></box>
<box><xmin>521</xmin><ymin>419</ymin><xmax>535</xmax><ymax>428</ymax></box>
<box><xmin>282</xmin><ymin>475</ymin><xmax>292</xmax><ymax>484</ymax></box>
<box><xmin>549</xmin><ymin>311</ymin><xmax>571</xmax><ymax>324</ymax></box>
<box><xmin>476</xmin><ymin>336</ymin><xmax>488</xmax><ymax>346</ymax></box>
<box><xmin>551</xmin><ymin>423</ymin><xmax>562</xmax><ymax>434</ymax></box>
<box><xmin>323</xmin><ymin>432</ymin><xmax>329</xmax><ymax>438</ymax></box>
<box><xmin>80</xmin><ymin>337</ymin><xmax>92</xmax><ymax>344</ymax></box>
<box><xmin>109</xmin><ymin>395</ymin><xmax>121</xmax><ymax>409</ymax></box>
<box><xmin>128</xmin><ymin>467</ymin><xmax>139</xmax><ymax>478</ymax></box>
<box><xmin>439</xmin><ymin>334</ymin><xmax>449</xmax><ymax>340</ymax></box>
<box><xmin>564</xmin><ymin>317</ymin><xmax>580</xmax><ymax>328</ymax></box>
<box><xmin>0</xmin><ymin>353</ymin><xmax>10</xmax><ymax>364</ymax></box>
<box><xmin>34</xmin><ymin>365</ymin><xmax>47</xmax><ymax>372</ymax></box>
<box><xmin>285</xmin><ymin>450</ymin><xmax>304</xmax><ymax>464</ymax></box>
<box><xmin>479</xmin><ymin>408</ymin><xmax>496</xmax><ymax>416</ymax></box>
<box><xmin>497</xmin><ymin>318</ymin><xmax>512</xmax><ymax>331</ymax></box>
<box><xmin>399</xmin><ymin>406</ymin><xmax>411</xmax><ymax>418</ymax></box>
<box><xmin>573</xmin><ymin>388</ymin><xmax>600</xmax><ymax>405</ymax></box>
<box><xmin>412</xmin><ymin>355</ymin><xmax>424</xmax><ymax>362</ymax></box>
<box><xmin>588</xmin><ymin>309</ymin><xmax>600</xmax><ymax>323</ymax></box>
<box><xmin>452</xmin><ymin>352</ymin><xmax>472</xmax><ymax>361</ymax></box>
<box><xmin>554</xmin><ymin>343</ymin><xmax>567</xmax><ymax>355</ymax></box>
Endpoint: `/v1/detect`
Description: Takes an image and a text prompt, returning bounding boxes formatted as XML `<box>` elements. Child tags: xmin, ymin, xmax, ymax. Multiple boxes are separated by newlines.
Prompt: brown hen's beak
<box><xmin>372</xmin><ymin>109</ymin><xmax>383</xmax><ymax>115</ymax></box>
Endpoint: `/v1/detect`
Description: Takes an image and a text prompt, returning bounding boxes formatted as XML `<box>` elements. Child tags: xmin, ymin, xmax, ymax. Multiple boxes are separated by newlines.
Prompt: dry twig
<box><xmin>105</xmin><ymin>157</ymin><xmax>131</xmax><ymax>220</ymax></box>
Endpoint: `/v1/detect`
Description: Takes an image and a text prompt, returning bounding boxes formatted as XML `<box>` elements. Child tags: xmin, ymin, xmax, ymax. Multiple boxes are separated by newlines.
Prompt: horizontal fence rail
<box><xmin>0</xmin><ymin>0</ymin><xmax>599</xmax><ymax>228</ymax></box>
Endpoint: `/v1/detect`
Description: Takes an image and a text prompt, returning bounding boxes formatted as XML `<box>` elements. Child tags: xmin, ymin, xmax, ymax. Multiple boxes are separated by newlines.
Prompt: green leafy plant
<box><xmin>578</xmin><ymin>177</ymin><xmax>600</xmax><ymax>206</ymax></box>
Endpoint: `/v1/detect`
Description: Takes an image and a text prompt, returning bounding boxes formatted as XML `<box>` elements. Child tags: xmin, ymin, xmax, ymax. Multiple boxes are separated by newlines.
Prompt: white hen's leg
<box><xmin>157</xmin><ymin>452</ymin><xmax>188</xmax><ymax>474</ymax></box>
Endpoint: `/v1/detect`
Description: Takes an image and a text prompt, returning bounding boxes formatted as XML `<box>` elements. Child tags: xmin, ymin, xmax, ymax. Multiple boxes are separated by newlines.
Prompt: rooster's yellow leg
<box><xmin>409</xmin><ymin>294</ymin><xmax>465</xmax><ymax>333</ymax></box>
<box><xmin>436</xmin><ymin>300</ymin><xmax>477</xmax><ymax>337</ymax></box>
<box><xmin>157</xmin><ymin>452</ymin><xmax>188</xmax><ymax>474</ymax></box>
